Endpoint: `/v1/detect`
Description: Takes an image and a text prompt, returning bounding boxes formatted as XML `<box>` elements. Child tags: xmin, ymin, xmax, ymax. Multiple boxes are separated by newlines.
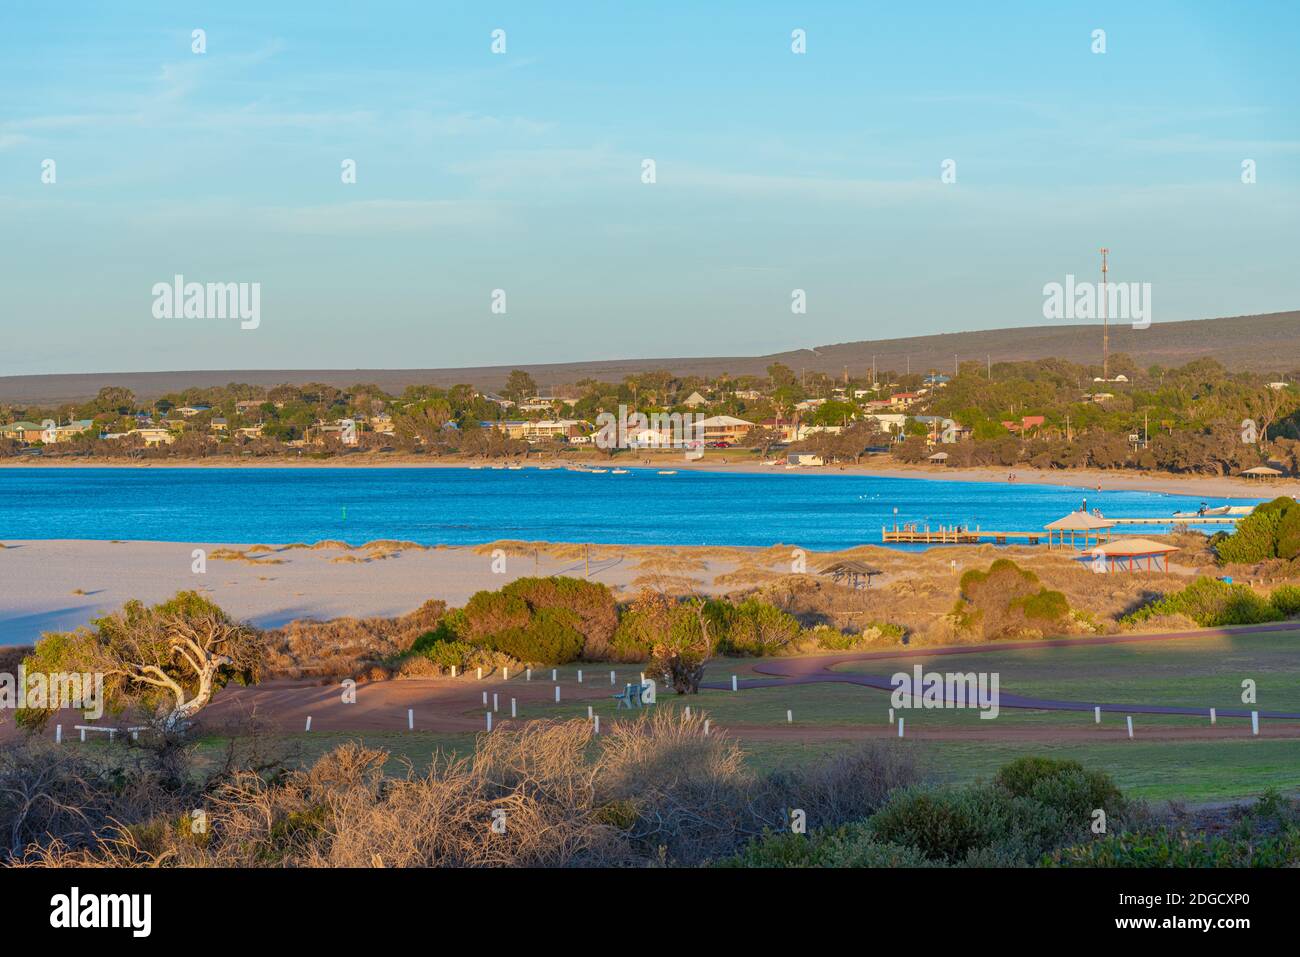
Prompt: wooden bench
<box><xmin>612</xmin><ymin>683</ymin><xmax>648</xmax><ymax>709</ymax></box>
<box><xmin>74</xmin><ymin>725</ymin><xmax>117</xmax><ymax>742</ymax></box>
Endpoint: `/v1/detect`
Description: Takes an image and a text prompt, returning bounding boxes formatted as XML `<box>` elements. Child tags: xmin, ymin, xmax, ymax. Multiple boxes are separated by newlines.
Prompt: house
<box><xmin>999</xmin><ymin>415</ymin><xmax>1046</xmax><ymax>435</ymax></box>
<box><xmin>485</xmin><ymin>420</ymin><xmax>529</xmax><ymax>440</ymax></box>
<box><xmin>1266</xmin><ymin>382</ymin><xmax>1290</xmax><ymax>391</ymax></box>
<box><xmin>697</xmin><ymin>415</ymin><xmax>754</xmax><ymax>443</ymax></box>
<box><xmin>795</xmin><ymin>398</ymin><xmax>826</xmax><ymax>412</ymax></box>
<box><xmin>210</xmin><ymin>418</ymin><xmax>229</xmax><ymax>432</ymax></box>
<box><xmin>47</xmin><ymin>420</ymin><xmax>95</xmax><ymax>443</ymax></box>
<box><xmin>682</xmin><ymin>391</ymin><xmax>709</xmax><ymax>408</ymax></box>
<box><xmin>236</xmin><ymin>425</ymin><xmax>264</xmax><ymax>439</ymax></box>
<box><xmin>923</xmin><ymin>374</ymin><xmax>951</xmax><ymax>387</ymax></box>
<box><xmin>128</xmin><ymin>428</ymin><xmax>175</xmax><ymax>446</ymax></box>
<box><xmin>889</xmin><ymin>393</ymin><xmax>919</xmax><ymax>409</ymax></box>
<box><xmin>733</xmin><ymin>389</ymin><xmax>763</xmax><ymax>400</ymax></box>
<box><xmin>0</xmin><ymin>421</ymin><xmax>42</xmax><ymax>442</ymax></box>
<box><xmin>234</xmin><ymin>400</ymin><xmax>266</xmax><ymax>416</ymax></box>
<box><xmin>757</xmin><ymin>419</ymin><xmax>798</xmax><ymax>443</ymax></box>
<box><xmin>369</xmin><ymin>413</ymin><xmax>395</xmax><ymax>435</ymax></box>
<box><xmin>175</xmin><ymin>405</ymin><xmax>211</xmax><ymax>418</ymax></box>
<box><xmin>479</xmin><ymin>392</ymin><xmax>515</xmax><ymax>409</ymax></box>
<box><xmin>865</xmin><ymin>413</ymin><xmax>908</xmax><ymax>435</ymax></box>
<box><xmin>796</xmin><ymin>424</ymin><xmax>843</xmax><ymax>441</ymax></box>
<box><xmin>522</xmin><ymin>419</ymin><xmax>582</xmax><ymax>442</ymax></box>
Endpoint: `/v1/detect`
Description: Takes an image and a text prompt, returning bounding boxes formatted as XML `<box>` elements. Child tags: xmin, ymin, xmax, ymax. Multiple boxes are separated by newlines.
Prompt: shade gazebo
<box><xmin>1044</xmin><ymin>511</ymin><xmax>1115</xmax><ymax>550</ymax></box>
<box><xmin>820</xmin><ymin>560</ymin><xmax>882</xmax><ymax>590</ymax></box>
<box><xmin>1085</xmin><ymin>538</ymin><xmax>1179</xmax><ymax>573</ymax></box>
<box><xmin>1241</xmin><ymin>466</ymin><xmax>1284</xmax><ymax>481</ymax></box>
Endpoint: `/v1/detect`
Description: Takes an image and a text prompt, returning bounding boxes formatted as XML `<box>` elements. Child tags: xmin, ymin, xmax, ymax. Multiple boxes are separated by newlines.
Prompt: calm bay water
<box><xmin>0</xmin><ymin>467</ymin><xmax>1256</xmax><ymax>551</ymax></box>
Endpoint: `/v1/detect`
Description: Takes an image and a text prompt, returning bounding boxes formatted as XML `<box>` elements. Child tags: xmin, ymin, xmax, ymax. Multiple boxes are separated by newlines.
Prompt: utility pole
<box><xmin>987</xmin><ymin>355</ymin><xmax>991</xmax><ymax>379</ymax></box>
<box><xmin>872</xmin><ymin>354</ymin><xmax>876</xmax><ymax>387</ymax></box>
<box><xmin>1100</xmin><ymin>247</ymin><xmax>1110</xmax><ymax>381</ymax></box>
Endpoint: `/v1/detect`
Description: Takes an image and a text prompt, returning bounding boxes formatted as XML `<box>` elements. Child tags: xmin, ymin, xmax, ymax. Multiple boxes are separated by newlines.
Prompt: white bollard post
<box><xmin>493</xmin><ymin>693</ymin><xmax>499</xmax><ymax>712</ymax></box>
<box><xmin>407</xmin><ymin>708</ymin><xmax>413</xmax><ymax>731</ymax></box>
<box><xmin>1126</xmin><ymin>716</ymin><xmax>1134</xmax><ymax>739</ymax></box>
<box><xmin>450</xmin><ymin>665</ymin><xmax>457</xmax><ymax>678</ymax></box>
<box><xmin>1210</xmin><ymin>707</ymin><xmax>1217</xmax><ymax>725</ymax></box>
<box><xmin>305</xmin><ymin>716</ymin><xmax>312</xmax><ymax>732</ymax></box>
<box><xmin>888</xmin><ymin>708</ymin><xmax>895</xmax><ymax>725</ymax></box>
<box><xmin>1094</xmin><ymin>706</ymin><xmax>1101</xmax><ymax>724</ymax></box>
<box><xmin>898</xmin><ymin>717</ymin><xmax>905</xmax><ymax>738</ymax></box>
<box><xmin>578</xmin><ymin>669</ymin><xmax>583</xmax><ymax>683</ymax></box>
<box><xmin>1252</xmin><ymin>711</ymin><xmax>1259</xmax><ymax>736</ymax></box>
<box><xmin>704</xmin><ymin>719</ymin><xmax>710</xmax><ymax>735</ymax></box>
<box><xmin>504</xmin><ymin>668</ymin><xmax>509</xmax><ymax>681</ymax></box>
<box><xmin>594</xmin><ymin>715</ymin><xmax>600</xmax><ymax>735</ymax></box>
<box><xmin>610</xmin><ymin>670</ymin><xmax>616</xmax><ymax>685</ymax></box>
<box><xmin>684</xmin><ymin>706</ymin><xmax>691</xmax><ymax>719</ymax></box>
<box><xmin>555</xmin><ymin>686</ymin><xmax>561</xmax><ymax>703</ymax></box>
<box><xmin>731</xmin><ymin>675</ymin><xmax>738</xmax><ymax>692</ymax></box>
<box><xmin>511</xmin><ymin>698</ymin><xmax>517</xmax><ymax>718</ymax></box>
<box><xmin>56</xmin><ymin>724</ymin><xmax>62</xmax><ymax>744</ymax></box>
<box><xmin>482</xmin><ymin>691</ymin><xmax>488</xmax><ymax>705</ymax></box>
<box><xmin>477</xmin><ymin>667</ymin><xmax>483</xmax><ymax>680</ymax></box>
<box><xmin>527</xmin><ymin>668</ymin><xmax>532</xmax><ymax>681</ymax></box>
<box><xmin>786</xmin><ymin>709</ymin><xmax>793</xmax><ymax>724</ymax></box>
<box><xmin>587</xmin><ymin>705</ymin><xmax>593</xmax><ymax>720</ymax></box>
<box><xmin>486</xmin><ymin>712</ymin><xmax>492</xmax><ymax>732</ymax></box>
<box><xmin>80</xmin><ymin>727</ymin><xmax>87</xmax><ymax>742</ymax></box>
<box><xmin>640</xmin><ymin>672</ymin><xmax>645</xmax><ymax>683</ymax></box>
<box><xmin>552</xmin><ymin>669</ymin><xmax>557</xmax><ymax>682</ymax></box>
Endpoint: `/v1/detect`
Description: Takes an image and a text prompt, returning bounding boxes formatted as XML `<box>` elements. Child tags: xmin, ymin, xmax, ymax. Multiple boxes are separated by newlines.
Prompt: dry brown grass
<box><xmin>10</xmin><ymin>712</ymin><xmax>921</xmax><ymax>868</ymax></box>
<box><xmin>262</xmin><ymin>600</ymin><xmax>446</xmax><ymax>679</ymax></box>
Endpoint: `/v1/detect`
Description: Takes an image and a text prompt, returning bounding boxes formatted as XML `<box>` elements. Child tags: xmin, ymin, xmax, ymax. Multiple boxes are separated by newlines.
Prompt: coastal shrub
<box><xmin>866</xmin><ymin>783</ymin><xmax>1075</xmax><ymax>866</ymax></box>
<box><xmin>1215</xmin><ymin>496</ymin><xmax>1300</xmax><ymax>564</ymax></box>
<box><xmin>806</xmin><ymin>622</ymin><xmax>907</xmax><ymax>651</ymax></box>
<box><xmin>716</xmin><ymin>598</ymin><xmax>802</xmax><ymax>656</ymax></box>
<box><xmin>486</xmin><ymin>608</ymin><xmax>585</xmax><ymax>665</ymax></box>
<box><xmin>722</xmin><ymin>824</ymin><xmax>934</xmax><ymax>868</ymax></box>
<box><xmin>609</xmin><ymin>591</ymin><xmax>726</xmax><ymax>664</ymax></box>
<box><xmin>994</xmin><ymin>757</ymin><xmax>1126</xmax><ymax>823</ymax></box>
<box><xmin>954</xmin><ymin>559</ymin><xmax>1072</xmax><ymax>639</ymax></box>
<box><xmin>1122</xmin><ymin>577</ymin><xmax>1283</xmax><ymax>628</ymax></box>
<box><xmin>1046</xmin><ymin>827</ymin><xmax>1300</xmax><ymax>868</ymax></box>
<box><xmin>460</xmin><ymin>590</ymin><xmax>531</xmax><ymax>642</ymax></box>
<box><xmin>410</xmin><ymin>636</ymin><xmax>477</xmax><ymax>671</ymax></box>
<box><xmin>500</xmin><ymin>577</ymin><xmax>619</xmax><ymax>659</ymax></box>
<box><xmin>1268</xmin><ymin>584</ymin><xmax>1300</xmax><ymax>617</ymax></box>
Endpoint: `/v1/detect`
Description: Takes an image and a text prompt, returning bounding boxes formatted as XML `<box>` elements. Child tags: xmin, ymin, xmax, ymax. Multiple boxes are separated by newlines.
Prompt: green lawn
<box><xmin>830</xmin><ymin>630</ymin><xmax>1300</xmax><ymax>712</ymax></box>
<box><xmin>143</xmin><ymin>631</ymin><xmax>1300</xmax><ymax>804</ymax></box>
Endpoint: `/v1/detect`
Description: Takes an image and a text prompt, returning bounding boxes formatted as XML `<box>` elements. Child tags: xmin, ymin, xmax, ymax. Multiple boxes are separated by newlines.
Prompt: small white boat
<box><xmin>611</xmin><ymin>468</ymin><xmax>629</xmax><ymax>474</ymax></box>
<box><xmin>507</xmin><ymin>465</ymin><xmax>523</xmax><ymax>470</ymax></box>
<box><xmin>657</xmin><ymin>470</ymin><xmax>677</xmax><ymax>475</ymax></box>
<box><xmin>589</xmin><ymin>468</ymin><xmax>609</xmax><ymax>474</ymax></box>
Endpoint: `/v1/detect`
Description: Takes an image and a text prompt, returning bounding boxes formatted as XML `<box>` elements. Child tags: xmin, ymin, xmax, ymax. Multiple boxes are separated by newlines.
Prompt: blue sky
<box><xmin>1</xmin><ymin>1</ymin><xmax>1297</xmax><ymax>376</ymax></box>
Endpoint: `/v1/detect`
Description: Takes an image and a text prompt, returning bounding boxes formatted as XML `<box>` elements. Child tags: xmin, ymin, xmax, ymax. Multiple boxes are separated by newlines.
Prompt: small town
<box><xmin>4</xmin><ymin>356</ymin><xmax>1298</xmax><ymax>479</ymax></box>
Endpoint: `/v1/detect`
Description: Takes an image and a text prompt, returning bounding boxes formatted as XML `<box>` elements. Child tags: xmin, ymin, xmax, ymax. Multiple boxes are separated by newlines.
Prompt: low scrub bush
<box><xmin>1047</xmin><ymin>827</ymin><xmax>1300</xmax><ymax>867</ymax></box>
<box><xmin>1122</xmin><ymin>577</ymin><xmax>1285</xmax><ymax>627</ymax></box>
<box><xmin>953</xmin><ymin>559</ymin><xmax>1073</xmax><ymax>639</ymax></box>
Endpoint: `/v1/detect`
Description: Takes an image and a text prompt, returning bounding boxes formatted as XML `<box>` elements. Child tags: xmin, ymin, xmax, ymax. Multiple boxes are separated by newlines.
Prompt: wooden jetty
<box><xmin>882</xmin><ymin>524</ymin><xmax>1041</xmax><ymax>545</ymax></box>
<box><xmin>883</xmin><ymin>512</ymin><xmax>1243</xmax><ymax>546</ymax></box>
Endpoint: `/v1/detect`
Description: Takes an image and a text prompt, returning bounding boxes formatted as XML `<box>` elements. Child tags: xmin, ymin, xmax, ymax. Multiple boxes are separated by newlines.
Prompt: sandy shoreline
<box><xmin>3</xmin><ymin>455</ymin><xmax>1293</xmax><ymax>499</ymax></box>
<box><xmin>0</xmin><ymin>539</ymin><xmax>758</xmax><ymax>644</ymax></box>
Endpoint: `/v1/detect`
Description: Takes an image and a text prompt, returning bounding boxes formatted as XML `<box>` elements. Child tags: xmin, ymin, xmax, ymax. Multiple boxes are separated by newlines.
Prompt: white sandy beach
<box><xmin>0</xmin><ymin>539</ymin><xmax>752</xmax><ymax>645</ymax></box>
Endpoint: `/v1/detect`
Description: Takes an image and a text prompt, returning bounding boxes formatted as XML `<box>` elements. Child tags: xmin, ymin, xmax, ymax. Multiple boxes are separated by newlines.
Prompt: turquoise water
<box><xmin>0</xmin><ymin>467</ymin><xmax>1256</xmax><ymax>551</ymax></box>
